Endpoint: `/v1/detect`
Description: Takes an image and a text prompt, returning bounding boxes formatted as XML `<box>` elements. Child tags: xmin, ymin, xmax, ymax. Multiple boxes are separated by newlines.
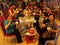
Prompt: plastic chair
<box><xmin>1</xmin><ymin>22</ymin><xmax>16</xmax><ymax>45</ymax></box>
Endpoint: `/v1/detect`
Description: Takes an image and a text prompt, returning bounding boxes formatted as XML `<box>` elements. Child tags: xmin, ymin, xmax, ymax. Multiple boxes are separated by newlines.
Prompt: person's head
<box><xmin>48</xmin><ymin>14</ymin><xmax>54</xmax><ymax>22</ymax></box>
<box><xmin>9</xmin><ymin>4</ymin><xmax>16</xmax><ymax>9</ymax></box>
<box><xmin>46</xmin><ymin>8</ymin><xmax>52</xmax><ymax>14</ymax></box>
<box><xmin>42</xmin><ymin>2</ymin><xmax>46</xmax><ymax>7</ymax></box>
<box><xmin>29</xmin><ymin>1</ymin><xmax>33</xmax><ymax>5</ymax></box>
<box><xmin>39</xmin><ymin>10</ymin><xmax>43</xmax><ymax>16</ymax></box>
<box><xmin>18</xmin><ymin>4</ymin><xmax>22</xmax><ymax>8</ymax></box>
<box><xmin>33</xmin><ymin>4</ymin><xmax>38</xmax><ymax>9</ymax></box>
<box><xmin>25</xmin><ymin>5</ymin><xmax>29</xmax><ymax>9</ymax></box>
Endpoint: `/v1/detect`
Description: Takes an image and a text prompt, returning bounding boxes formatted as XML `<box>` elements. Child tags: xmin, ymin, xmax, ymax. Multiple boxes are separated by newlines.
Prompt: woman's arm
<box><xmin>5</xmin><ymin>20</ymin><xmax>11</xmax><ymax>30</ymax></box>
<box><xmin>49</xmin><ymin>29</ymin><xmax>58</xmax><ymax>33</ymax></box>
<box><xmin>9</xmin><ymin>10</ymin><xmax>17</xmax><ymax>17</ymax></box>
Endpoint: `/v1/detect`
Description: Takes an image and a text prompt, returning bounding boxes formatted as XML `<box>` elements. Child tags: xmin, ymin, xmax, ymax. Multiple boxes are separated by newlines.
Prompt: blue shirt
<box><xmin>4</xmin><ymin>20</ymin><xmax>14</xmax><ymax>34</ymax></box>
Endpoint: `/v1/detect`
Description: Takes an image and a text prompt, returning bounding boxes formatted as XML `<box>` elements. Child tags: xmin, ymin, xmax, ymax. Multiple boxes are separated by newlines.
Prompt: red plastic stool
<box><xmin>25</xmin><ymin>33</ymin><xmax>35</xmax><ymax>43</ymax></box>
<box><xmin>25</xmin><ymin>28</ymin><xmax>35</xmax><ymax>43</ymax></box>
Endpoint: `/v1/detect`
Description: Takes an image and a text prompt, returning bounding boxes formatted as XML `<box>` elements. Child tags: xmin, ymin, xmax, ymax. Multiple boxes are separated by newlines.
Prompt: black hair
<box><xmin>44</xmin><ymin>12</ymin><xmax>48</xmax><ymax>17</ymax></box>
<box><xmin>48</xmin><ymin>14</ymin><xmax>54</xmax><ymax>17</ymax></box>
<box><xmin>9</xmin><ymin>3</ymin><xmax>16</xmax><ymax>7</ymax></box>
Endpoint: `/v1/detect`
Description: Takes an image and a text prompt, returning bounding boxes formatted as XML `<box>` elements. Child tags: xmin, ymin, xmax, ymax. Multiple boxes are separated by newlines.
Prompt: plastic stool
<box><xmin>25</xmin><ymin>33</ymin><xmax>35</xmax><ymax>43</ymax></box>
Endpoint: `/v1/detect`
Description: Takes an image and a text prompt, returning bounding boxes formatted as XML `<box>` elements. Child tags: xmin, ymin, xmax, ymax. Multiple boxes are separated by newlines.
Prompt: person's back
<box><xmin>4</xmin><ymin>20</ymin><xmax>15</xmax><ymax>34</ymax></box>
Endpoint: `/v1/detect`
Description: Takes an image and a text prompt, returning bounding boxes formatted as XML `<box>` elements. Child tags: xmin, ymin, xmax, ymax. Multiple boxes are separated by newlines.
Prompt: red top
<box><xmin>8</xmin><ymin>8</ymin><xmax>16</xmax><ymax>20</ymax></box>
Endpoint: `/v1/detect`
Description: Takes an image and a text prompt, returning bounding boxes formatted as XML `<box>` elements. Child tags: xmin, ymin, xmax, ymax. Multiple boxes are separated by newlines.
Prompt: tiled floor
<box><xmin>0</xmin><ymin>19</ymin><xmax>60</xmax><ymax>45</ymax></box>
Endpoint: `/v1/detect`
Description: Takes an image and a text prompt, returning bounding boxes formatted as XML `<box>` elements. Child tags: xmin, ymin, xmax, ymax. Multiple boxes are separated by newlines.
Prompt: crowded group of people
<box><xmin>0</xmin><ymin>0</ymin><xmax>59</xmax><ymax>45</ymax></box>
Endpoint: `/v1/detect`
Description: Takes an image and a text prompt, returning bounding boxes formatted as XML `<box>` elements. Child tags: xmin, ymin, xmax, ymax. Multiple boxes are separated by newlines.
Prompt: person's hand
<box><xmin>8</xmin><ymin>20</ymin><xmax>12</xmax><ymax>26</ymax></box>
<box><xmin>33</xmin><ymin>13</ymin><xmax>36</xmax><ymax>15</ymax></box>
<box><xmin>41</xmin><ymin>24</ymin><xmax>46</xmax><ymax>28</ymax></box>
<box><xmin>15</xmin><ymin>21</ymin><xmax>18</xmax><ymax>24</ymax></box>
<box><xmin>14</xmin><ymin>10</ymin><xmax>17</xmax><ymax>14</ymax></box>
<box><xmin>47</xmin><ymin>27</ymin><xmax>52</xmax><ymax>32</ymax></box>
<box><xmin>47</xmin><ymin>27</ymin><xmax>51</xmax><ymax>30</ymax></box>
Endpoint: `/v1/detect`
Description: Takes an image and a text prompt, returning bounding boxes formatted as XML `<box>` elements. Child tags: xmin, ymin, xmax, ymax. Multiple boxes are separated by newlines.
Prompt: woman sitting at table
<box><xmin>4</xmin><ymin>16</ymin><xmax>22</xmax><ymax>43</ymax></box>
<box><xmin>8</xmin><ymin>4</ymin><xmax>18</xmax><ymax>20</ymax></box>
<box><xmin>38</xmin><ymin>14</ymin><xmax>58</xmax><ymax>45</ymax></box>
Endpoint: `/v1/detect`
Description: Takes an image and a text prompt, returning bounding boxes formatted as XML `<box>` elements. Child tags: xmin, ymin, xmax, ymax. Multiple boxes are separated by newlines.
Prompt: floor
<box><xmin>0</xmin><ymin>19</ymin><xmax>60</xmax><ymax>45</ymax></box>
<box><xmin>0</xmin><ymin>26</ymin><xmax>38</xmax><ymax>45</ymax></box>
